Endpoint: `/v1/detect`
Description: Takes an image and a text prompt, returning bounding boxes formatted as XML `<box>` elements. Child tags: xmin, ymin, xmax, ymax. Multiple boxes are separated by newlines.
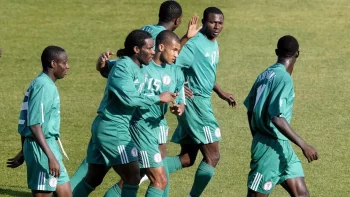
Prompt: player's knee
<box><xmin>151</xmin><ymin>173</ymin><xmax>168</xmax><ymax>189</ymax></box>
<box><xmin>123</xmin><ymin>172</ymin><xmax>141</xmax><ymax>185</ymax></box>
<box><xmin>295</xmin><ymin>189</ymin><xmax>310</xmax><ymax>197</ymax></box>
<box><xmin>84</xmin><ymin>175</ymin><xmax>104</xmax><ymax>188</ymax></box>
<box><xmin>180</xmin><ymin>155</ymin><xmax>196</xmax><ymax>168</ymax></box>
<box><xmin>205</xmin><ymin>152</ymin><xmax>220</xmax><ymax>166</ymax></box>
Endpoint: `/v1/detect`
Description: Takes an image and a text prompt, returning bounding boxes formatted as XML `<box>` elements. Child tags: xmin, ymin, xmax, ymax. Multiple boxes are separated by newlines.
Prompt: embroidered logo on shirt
<box><xmin>162</xmin><ymin>75</ymin><xmax>171</xmax><ymax>86</ymax></box>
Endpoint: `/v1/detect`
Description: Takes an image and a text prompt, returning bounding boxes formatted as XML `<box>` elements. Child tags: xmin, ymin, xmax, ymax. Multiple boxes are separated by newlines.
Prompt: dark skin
<box><xmin>172</xmin><ymin>13</ymin><xmax>233</xmax><ymax>174</ymax></box>
<box><xmin>7</xmin><ymin>53</ymin><xmax>71</xmax><ymax>197</ymax></box>
<box><xmin>81</xmin><ymin>39</ymin><xmax>178</xmax><ymax>193</ymax></box>
<box><xmin>181</xmin><ymin>13</ymin><xmax>237</xmax><ymax>107</ymax></box>
<box><xmin>246</xmin><ymin>50</ymin><xmax>318</xmax><ymax>197</ymax></box>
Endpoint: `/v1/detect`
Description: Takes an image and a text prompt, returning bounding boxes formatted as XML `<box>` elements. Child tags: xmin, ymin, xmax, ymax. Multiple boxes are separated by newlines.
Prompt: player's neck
<box><xmin>158</xmin><ymin>22</ymin><xmax>173</xmax><ymax>31</ymax></box>
<box><xmin>201</xmin><ymin>30</ymin><xmax>216</xmax><ymax>42</ymax></box>
<box><xmin>44</xmin><ymin>70</ymin><xmax>57</xmax><ymax>82</ymax></box>
<box><xmin>276</xmin><ymin>58</ymin><xmax>293</xmax><ymax>75</ymax></box>
<box><xmin>130</xmin><ymin>56</ymin><xmax>142</xmax><ymax>68</ymax></box>
<box><xmin>152</xmin><ymin>53</ymin><xmax>163</xmax><ymax>66</ymax></box>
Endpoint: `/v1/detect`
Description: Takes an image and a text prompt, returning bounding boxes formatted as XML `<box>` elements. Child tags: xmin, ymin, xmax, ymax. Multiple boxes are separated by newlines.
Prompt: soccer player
<box><xmin>72</xmin><ymin>30</ymin><xmax>176</xmax><ymax>197</ymax></box>
<box><xmin>169</xmin><ymin>7</ymin><xmax>237</xmax><ymax>197</ymax></box>
<box><xmin>103</xmin><ymin>30</ymin><xmax>186</xmax><ymax>197</ymax></box>
<box><xmin>141</xmin><ymin>0</ymin><xmax>182</xmax><ymax>41</ymax></box>
<box><xmin>243</xmin><ymin>35</ymin><xmax>318</xmax><ymax>197</ymax></box>
<box><xmin>7</xmin><ymin>46</ymin><xmax>71</xmax><ymax>197</ymax></box>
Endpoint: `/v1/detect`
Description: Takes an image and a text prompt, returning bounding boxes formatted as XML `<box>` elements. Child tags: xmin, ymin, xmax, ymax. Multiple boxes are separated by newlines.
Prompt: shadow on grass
<box><xmin>0</xmin><ymin>187</ymin><xmax>31</xmax><ymax>197</ymax></box>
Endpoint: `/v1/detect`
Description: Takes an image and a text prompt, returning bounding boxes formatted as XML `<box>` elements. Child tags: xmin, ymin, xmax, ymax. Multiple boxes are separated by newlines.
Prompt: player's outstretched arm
<box><xmin>30</xmin><ymin>125</ymin><xmax>61</xmax><ymax>177</ymax></box>
<box><xmin>96</xmin><ymin>52</ymin><xmax>114</xmax><ymax>78</ymax></box>
<box><xmin>7</xmin><ymin>136</ymin><xmax>25</xmax><ymax>168</ymax></box>
<box><xmin>180</xmin><ymin>16</ymin><xmax>202</xmax><ymax>49</ymax></box>
<box><xmin>271</xmin><ymin>116</ymin><xmax>319</xmax><ymax>163</ymax></box>
<box><xmin>213</xmin><ymin>83</ymin><xmax>237</xmax><ymax>107</ymax></box>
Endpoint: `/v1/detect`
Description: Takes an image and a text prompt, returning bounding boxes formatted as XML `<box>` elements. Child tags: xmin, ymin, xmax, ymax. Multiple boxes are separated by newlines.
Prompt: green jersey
<box><xmin>176</xmin><ymin>32</ymin><xmax>219</xmax><ymax>98</ymax></box>
<box><xmin>244</xmin><ymin>63</ymin><xmax>295</xmax><ymax>140</ymax></box>
<box><xmin>141</xmin><ymin>24</ymin><xmax>166</xmax><ymax>40</ymax></box>
<box><xmin>97</xmin><ymin>56</ymin><xmax>160</xmax><ymax>129</ymax></box>
<box><xmin>131</xmin><ymin>61</ymin><xmax>185</xmax><ymax>125</ymax></box>
<box><xmin>18</xmin><ymin>73</ymin><xmax>60</xmax><ymax>138</ymax></box>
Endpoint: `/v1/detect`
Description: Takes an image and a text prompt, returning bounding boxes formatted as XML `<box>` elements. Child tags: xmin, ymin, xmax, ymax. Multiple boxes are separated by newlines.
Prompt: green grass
<box><xmin>1</xmin><ymin>0</ymin><xmax>349</xmax><ymax>196</ymax></box>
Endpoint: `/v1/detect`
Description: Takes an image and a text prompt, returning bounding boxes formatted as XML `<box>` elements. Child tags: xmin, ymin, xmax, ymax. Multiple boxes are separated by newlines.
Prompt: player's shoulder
<box><xmin>29</xmin><ymin>73</ymin><xmax>56</xmax><ymax>94</ymax></box>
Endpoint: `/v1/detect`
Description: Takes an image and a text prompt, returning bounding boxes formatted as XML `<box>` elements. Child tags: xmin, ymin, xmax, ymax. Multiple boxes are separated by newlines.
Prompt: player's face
<box><xmin>138</xmin><ymin>38</ymin><xmax>155</xmax><ymax>65</ymax></box>
<box><xmin>203</xmin><ymin>13</ymin><xmax>224</xmax><ymax>39</ymax></box>
<box><xmin>52</xmin><ymin>52</ymin><xmax>69</xmax><ymax>79</ymax></box>
<box><xmin>161</xmin><ymin>40</ymin><xmax>180</xmax><ymax>64</ymax></box>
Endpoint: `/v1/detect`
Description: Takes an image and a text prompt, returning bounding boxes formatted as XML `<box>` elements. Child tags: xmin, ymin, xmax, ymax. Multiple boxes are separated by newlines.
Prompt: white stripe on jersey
<box><xmin>41</xmin><ymin>103</ymin><xmax>44</xmax><ymax>123</ymax></box>
<box><xmin>21</xmin><ymin>102</ymin><xmax>28</xmax><ymax>110</ymax></box>
<box><xmin>203</xmin><ymin>127</ymin><xmax>209</xmax><ymax>143</ymax></box>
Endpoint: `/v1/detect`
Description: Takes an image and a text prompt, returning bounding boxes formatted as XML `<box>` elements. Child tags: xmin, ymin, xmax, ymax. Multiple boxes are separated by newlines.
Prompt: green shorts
<box><xmin>248</xmin><ymin>133</ymin><xmax>304</xmax><ymax>194</ymax></box>
<box><xmin>171</xmin><ymin>96</ymin><xmax>221</xmax><ymax>144</ymax></box>
<box><xmin>23</xmin><ymin>137</ymin><xmax>69</xmax><ymax>191</ymax></box>
<box><xmin>86</xmin><ymin>115</ymin><xmax>138</xmax><ymax>166</ymax></box>
<box><xmin>158</xmin><ymin>125</ymin><xmax>168</xmax><ymax>145</ymax></box>
<box><xmin>130</xmin><ymin>120</ymin><xmax>163</xmax><ymax>168</ymax></box>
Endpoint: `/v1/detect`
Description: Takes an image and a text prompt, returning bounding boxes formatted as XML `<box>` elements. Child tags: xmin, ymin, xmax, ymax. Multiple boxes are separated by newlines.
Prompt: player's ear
<box><xmin>159</xmin><ymin>44</ymin><xmax>165</xmax><ymax>52</ymax></box>
<box><xmin>133</xmin><ymin>46</ymin><xmax>140</xmax><ymax>54</ymax></box>
<box><xmin>275</xmin><ymin>49</ymin><xmax>279</xmax><ymax>57</ymax></box>
<box><xmin>175</xmin><ymin>17</ymin><xmax>181</xmax><ymax>26</ymax></box>
<box><xmin>50</xmin><ymin>60</ymin><xmax>56</xmax><ymax>69</ymax></box>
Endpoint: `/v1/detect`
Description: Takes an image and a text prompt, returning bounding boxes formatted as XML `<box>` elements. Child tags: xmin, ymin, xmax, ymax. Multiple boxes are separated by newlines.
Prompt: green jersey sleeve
<box><xmin>268</xmin><ymin>79</ymin><xmax>293</xmax><ymax>118</ymax></box>
<box><xmin>108</xmin><ymin>64</ymin><xmax>160</xmax><ymax>107</ymax></box>
<box><xmin>27</xmin><ymin>84</ymin><xmax>55</xmax><ymax>126</ymax></box>
<box><xmin>174</xmin><ymin>66</ymin><xmax>186</xmax><ymax>104</ymax></box>
<box><xmin>176</xmin><ymin>40</ymin><xmax>195</xmax><ymax>69</ymax></box>
<box><xmin>244</xmin><ymin>82</ymin><xmax>257</xmax><ymax>112</ymax></box>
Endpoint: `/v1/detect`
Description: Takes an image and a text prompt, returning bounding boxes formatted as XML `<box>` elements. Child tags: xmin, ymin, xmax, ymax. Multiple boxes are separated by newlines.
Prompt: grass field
<box><xmin>1</xmin><ymin>0</ymin><xmax>350</xmax><ymax>196</ymax></box>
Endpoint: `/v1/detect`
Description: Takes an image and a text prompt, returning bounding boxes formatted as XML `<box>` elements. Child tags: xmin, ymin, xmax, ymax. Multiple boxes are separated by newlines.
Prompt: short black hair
<box><xmin>203</xmin><ymin>7</ymin><xmax>224</xmax><ymax>22</ymax></box>
<box><xmin>277</xmin><ymin>35</ymin><xmax>299</xmax><ymax>58</ymax></box>
<box><xmin>41</xmin><ymin>46</ymin><xmax>66</xmax><ymax>71</ymax></box>
<box><xmin>155</xmin><ymin>30</ymin><xmax>180</xmax><ymax>47</ymax></box>
<box><xmin>117</xmin><ymin>30</ymin><xmax>152</xmax><ymax>57</ymax></box>
<box><xmin>158</xmin><ymin>0</ymin><xmax>182</xmax><ymax>23</ymax></box>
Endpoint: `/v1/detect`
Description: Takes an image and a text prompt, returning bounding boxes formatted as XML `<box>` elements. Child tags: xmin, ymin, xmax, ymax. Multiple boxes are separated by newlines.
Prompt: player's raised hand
<box><xmin>49</xmin><ymin>157</ymin><xmax>60</xmax><ymax>177</ymax></box>
<box><xmin>301</xmin><ymin>144</ymin><xmax>318</xmax><ymax>163</ymax></box>
<box><xmin>186</xmin><ymin>16</ymin><xmax>203</xmax><ymax>39</ymax></box>
<box><xmin>7</xmin><ymin>151</ymin><xmax>24</xmax><ymax>168</ymax></box>
<box><xmin>170</xmin><ymin>104</ymin><xmax>185</xmax><ymax>116</ymax></box>
<box><xmin>99</xmin><ymin>52</ymin><xmax>114</xmax><ymax>64</ymax></box>
<box><xmin>96</xmin><ymin>52</ymin><xmax>114</xmax><ymax>71</ymax></box>
<box><xmin>219</xmin><ymin>91</ymin><xmax>238</xmax><ymax>107</ymax></box>
<box><xmin>159</xmin><ymin>92</ymin><xmax>178</xmax><ymax>103</ymax></box>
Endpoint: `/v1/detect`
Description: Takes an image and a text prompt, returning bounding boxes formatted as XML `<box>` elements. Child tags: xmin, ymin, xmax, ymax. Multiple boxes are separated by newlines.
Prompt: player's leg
<box><xmin>73</xmin><ymin>163</ymin><xmax>110</xmax><ymax>197</ymax></box>
<box><xmin>70</xmin><ymin>158</ymin><xmax>88</xmax><ymax>190</ymax></box>
<box><xmin>279</xmin><ymin>145</ymin><xmax>308</xmax><ymax>197</ymax></box>
<box><xmin>246</xmin><ymin>189</ymin><xmax>270</xmax><ymax>197</ymax></box>
<box><xmin>32</xmin><ymin>191</ymin><xmax>53</xmax><ymax>197</ymax></box>
<box><xmin>144</xmin><ymin>167</ymin><xmax>168</xmax><ymax>197</ymax></box>
<box><xmin>112</xmin><ymin>161</ymin><xmax>141</xmax><ymax>197</ymax></box>
<box><xmin>280</xmin><ymin>177</ymin><xmax>309</xmax><ymax>197</ymax></box>
<box><xmin>55</xmin><ymin>182</ymin><xmax>72</xmax><ymax>197</ymax></box>
<box><xmin>188</xmin><ymin>142</ymin><xmax>219</xmax><ymax>197</ymax></box>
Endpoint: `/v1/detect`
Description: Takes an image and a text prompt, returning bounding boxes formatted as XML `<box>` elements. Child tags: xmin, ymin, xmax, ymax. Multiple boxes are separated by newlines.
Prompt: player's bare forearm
<box><xmin>180</xmin><ymin>35</ymin><xmax>190</xmax><ymax>49</ymax></box>
<box><xmin>213</xmin><ymin>83</ymin><xmax>224</xmax><ymax>95</ymax></box>
<box><xmin>271</xmin><ymin>116</ymin><xmax>306</xmax><ymax>148</ymax></box>
<box><xmin>213</xmin><ymin>83</ymin><xmax>237</xmax><ymax>107</ymax></box>
<box><xmin>247</xmin><ymin>111</ymin><xmax>256</xmax><ymax>137</ymax></box>
<box><xmin>272</xmin><ymin>116</ymin><xmax>319</xmax><ymax>162</ymax></box>
<box><xmin>30</xmin><ymin>125</ymin><xmax>56</xmax><ymax>160</ymax></box>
